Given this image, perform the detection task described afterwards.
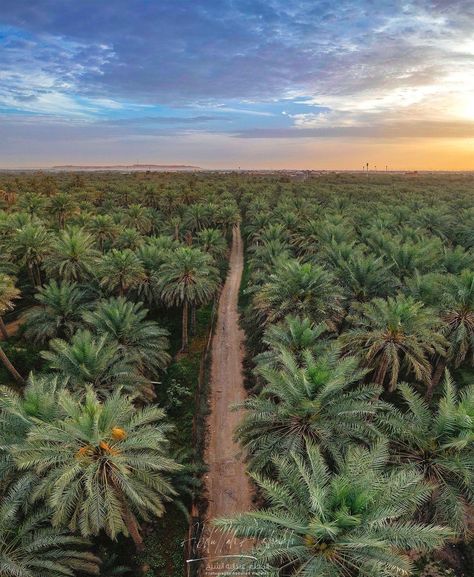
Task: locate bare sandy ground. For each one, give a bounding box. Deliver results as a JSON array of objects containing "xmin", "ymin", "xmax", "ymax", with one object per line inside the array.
[{"xmin": 200, "ymin": 226, "xmax": 253, "ymax": 574}]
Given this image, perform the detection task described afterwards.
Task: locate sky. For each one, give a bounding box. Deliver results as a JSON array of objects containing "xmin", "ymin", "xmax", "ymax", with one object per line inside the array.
[{"xmin": 1, "ymin": 1, "xmax": 474, "ymax": 170}]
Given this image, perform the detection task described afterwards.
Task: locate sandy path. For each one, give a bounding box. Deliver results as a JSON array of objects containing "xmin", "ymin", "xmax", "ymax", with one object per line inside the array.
[{"xmin": 200, "ymin": 226, "xmax": 252, "ymax": 574}]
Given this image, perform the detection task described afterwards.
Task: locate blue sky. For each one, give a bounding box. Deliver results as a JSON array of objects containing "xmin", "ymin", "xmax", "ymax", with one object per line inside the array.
[{"xmin": 1, "ymin": 1, "xmax": 474, "ymax": 168}]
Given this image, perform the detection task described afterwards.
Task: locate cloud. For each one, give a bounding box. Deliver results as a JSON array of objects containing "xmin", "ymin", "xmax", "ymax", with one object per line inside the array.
[
  {"xmin": 0, "ymin": 1, "xmax": 473, "ymax": 165},
  {"xmin": 100, "ymin": 115, "xmax": 223, "ymax": 126},
  {"xmin": 233, "ymin": 120, "xmax": 474, "ymax": 139},
  {"xmin": 1, "ymin": 1, "xmax": 472, "ymax": 106}
]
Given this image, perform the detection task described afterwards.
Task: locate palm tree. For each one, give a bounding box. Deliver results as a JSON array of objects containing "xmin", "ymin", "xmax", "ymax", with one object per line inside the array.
[
  {"xmin": 319, "ymin": 239, "xmax": 359, "ymax": 271},
  {"xmin": 0, "ymin": 373, "xmax": 63, "ymax": 434},
  {"xmin": 254, "ymin": 316, "xmax": 328, "ymax": 372},
  {"xmin": 253, "ymin": 259, "xmax": 343, "ymax": 330},
  {"xmin": 83, "ymin": 297, "xmax": 170, "ymax": 377},
  {"xmin": 9, "ymin": 223, "xmax": 52, "ymax": 286},
  {"xmin": 413, "ymin": 206, "xmax": 451, "ymax": 237},
  {"xmin": 236, "ymin": 346, "xmax": 385, "ymax": 471},
  {"xmin": 0, "ymin": 274, "xmax": 23, "ymax": 384},
  {"xmin": 41, "ymin": 329, "xmax": 140, "ymax": 397},
  {"xmin": 431, "ymin": 270, "xmax": 474, "ymax": 389},
  {"xmin": 216, "ymin": 203, "xmax": 240, "ymax": 237},
  {"xmin": 243, "ymin": 211, "xmax": 272, "ymax": 242},
  {"xmin": 17, "ymin": 192, "xmax": 45, "ymax": 218},
  {"xmin": 49, "ymin": 192, "xmax": 77, "ymax": 229},
  {"xmin": 0, "ymin": 251, "xmax": 16, "ymax": 276},
  {"xmin": 134, "ymin": 243, "xmax": 168, "ymax": 304},
  {"xmin": 21, "ymin": 280, "xmax": 88, "ymax": 344},
  {"xmin": 216, "ymin": 442, "xmax": 450, "ymax": 576},
  {"xmin": 0, "ymin": 212, "xmax": 31, "ymax": 239},
  {"xmin": 337, "ymin": 253, "xmax": 395, "ymax": 302},
  {"xmin": 404, "ymin": 271, "xmax": 445, "ymax": 308},
  {"xmin": 87, "ymin": 214, "xmax": 118, "ymax": 252},
  {"xmin": 196, "ymin": 228, "xmax": 227, "ymax": 261},
  {"xmin": 0, "ymin": 486, "xmax": 99, "ymax": 577},
  {"xmin": 114, "ymin": 228, "xmax": 144, "ymax": 251},
  {"xmin": 14, "ymin": 388, "xmax": 180, "ymax": 550},
  {"xmin": 0, "ymin": 373, "xmax": 65, "ymax": 485},
  {"xmin": 157, "ymin": 247, "xmax": 219, "ymax": 351},
  {"xmin": 0, "ymin": 273, "xmax": 20, "ymax": 340},
  {"xmin": 386, "ymin": 376, "xmax": 473, "ymax": 536},
  {"xmin": 251, "ymin": 223, "xmax": 291, "ymax": 245},
  {"xmin": 317, "ymin": 220, "xmax": 355, "ymax": 246},
  {"xmin": 442, "ymin": 245, "xmax": 474, "ymax": 274},
  {"xmin": 291, "ymin": 217, "xmax": 321, "ymax": 256},
  {"xmin": 247, "ymin": 238, "xmax": 291, "ymax": 285},
  {"xmin": 44, "ymin": 226, "xmax": 100, "ymax": 282},
  {"xmin": 167, "ymin": 215, "xmax": 183, "ymax": 241},
  {"xmin": 146, "ymin": 235, "xmax": 180, "ymax": 252},
  {"xmin": 342, "ymin": 295, "xmax": 446, "ymax": 392},
  {"xmin": 123, "ymin": 204, "xmax": 152, "ymax": 234},
  {"xmin": 168, "ymin": 447, "xmax": 204, "ymax": 521},
  {"xmin": 99, "ymin": 249, "xmax": 146, "ymax": 297},
  {"xmin": 387, "ymin": 239, "xmax": 440, "ymax": 280},
  {"xmin": 184, "ymin": 203, "xmax": 210, "ymax": 233}
]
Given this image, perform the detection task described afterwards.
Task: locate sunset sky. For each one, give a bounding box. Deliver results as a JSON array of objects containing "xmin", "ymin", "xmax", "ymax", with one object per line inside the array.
[{"xmin": 1, "ymin": 1, "xmax": 474, "ymax": 169}]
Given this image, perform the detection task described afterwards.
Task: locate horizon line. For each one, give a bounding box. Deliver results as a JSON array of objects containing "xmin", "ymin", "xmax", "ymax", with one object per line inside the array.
[{"xmin": 1, "ymin": 165, "xmax": 474, "ymax": 173}]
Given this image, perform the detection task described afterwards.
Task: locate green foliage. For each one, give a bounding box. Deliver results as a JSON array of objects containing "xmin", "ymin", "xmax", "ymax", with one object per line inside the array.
[
  {"xmin": 83, "ymin": 297, "xmax": 171, "ymax": 377},
  {"xmin": 157, "ymin": 246, "xmax": 219, "ymax": 308},
  {"xmin": 0, "ymin": 485, "xmax": 100, "ymax": 577},
  {"xmin": 44, "ymin": 226, "xmax": 100, "ymax": 282},
  {"xmin": 40, "ymin": 329, "xmax": 144, "ymax": 397},
  {"xmin": 13, "ymin": 388, "xmax": 180, "ymax": 545},
  {"xmin": 99, "ymin": 249, "xmax": 146, "ymax": 296},
  {"xmin": 439, "ymin": 270, "xmax": 474, "ymax": 367},
  {"xmin": 216, "ymin": 442, "xmax": 451, "ymax": 577},
  {"xmin": 342, "ymin": 295, "xmax": 446, "ymax": 391},
  {"xmin": 384, "ymin": 373, "xmax": 474, "ymax": 535},
  {"xmin": 22, "ymin": 280, "xmax": 89, "ymax": 344},
  {"xmin": 236, "ymin": 345, "xmax": 386, "ymax": 471},
  {"xmin": 0, "ymin": 171, "xmax": 473, "ymax": 576},
  {"xmin": 253, "ymin": 259, "xmax": 343, "ymax": 329}
]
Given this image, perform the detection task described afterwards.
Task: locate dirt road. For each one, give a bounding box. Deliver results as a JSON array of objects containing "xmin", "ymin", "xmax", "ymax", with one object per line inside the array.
[{"xmin": 200, "ymin": 226, "xmax": 252, "ymax": 573}]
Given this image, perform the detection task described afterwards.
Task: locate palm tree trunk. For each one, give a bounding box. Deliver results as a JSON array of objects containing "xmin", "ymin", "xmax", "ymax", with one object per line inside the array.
[
  {"xmin": 33, "ymin": 263, "xmax": 42, "ymax": 287},
  {"xmin": 123, "ymin": 504, "xmax": 144, "ymax": 552},
  {"xmin": 111, "ymin": 480, "xmax": 144, "ymax": 551},
  {"xmin": 190, "ymin": 305, "xmax": 197, "ymax": 336},
  {"xmin": 427, "ymin": 358, "xmax": 446, "ymax": 401},
  {"xmin": 0, "ymin": 343, "xmax": 25, "ymax": 384},
  {"xmin": 374, "ymin": 356, "xmax": 389, "ymax": 390},
  {"xmin": 27, "ymin": 263, "xmax": 35, "ymax": 286},
  {"xmin": 0, "ymin": 317, "xmax": 8, "ymax": 340},
  {"xmin": 181, "ymin": 301, "xmax": 189, "ymax": 352}
]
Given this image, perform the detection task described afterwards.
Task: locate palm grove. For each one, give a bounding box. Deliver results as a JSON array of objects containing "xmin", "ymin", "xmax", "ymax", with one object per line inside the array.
[
  {"xmin": 0, "ymin": 171, "xmax": 472, "ymax": 577},
  {"xmin": 223, "ymin": 173, "xmax": 473, "ymax": 577},
  {"xmin": 0, "ymin": 171, "xmax": 237, "ymax": 576}
]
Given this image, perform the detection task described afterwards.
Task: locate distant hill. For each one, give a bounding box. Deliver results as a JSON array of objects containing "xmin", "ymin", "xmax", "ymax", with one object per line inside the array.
[{"xmin": 51, "ymin": 164, "xmax": 201, "ymax": 171}]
